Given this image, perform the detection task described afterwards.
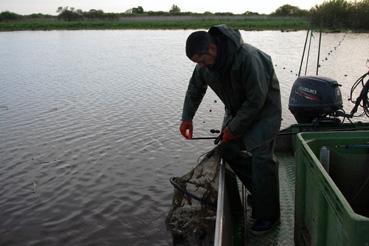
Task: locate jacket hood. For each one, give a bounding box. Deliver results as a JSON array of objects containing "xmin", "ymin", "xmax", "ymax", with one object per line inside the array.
[{"xmin": 208, "ymin": 25, "xmax": 244, "ymax": 50}]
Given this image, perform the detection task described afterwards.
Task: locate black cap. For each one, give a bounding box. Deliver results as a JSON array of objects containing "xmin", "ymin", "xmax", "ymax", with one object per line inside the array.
[{"xmin": 185, "ymin": 31, "xmax": 213, "ymax": 59}]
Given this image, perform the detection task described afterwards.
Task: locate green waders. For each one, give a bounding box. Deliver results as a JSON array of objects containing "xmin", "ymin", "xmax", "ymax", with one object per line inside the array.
[{"xmin": 221, "ymin": 139, "xmax": 280, "ymax": 220}]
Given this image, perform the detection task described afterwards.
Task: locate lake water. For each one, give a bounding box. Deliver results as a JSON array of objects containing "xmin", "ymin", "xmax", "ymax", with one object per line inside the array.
[{"xmin": 0, "ymin": 30, "xmax": 368, "ymax": 246}]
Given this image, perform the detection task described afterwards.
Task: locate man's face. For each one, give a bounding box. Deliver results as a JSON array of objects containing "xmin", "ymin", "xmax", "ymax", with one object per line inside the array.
[{"xmin": 190, "ymin": 43, "xmax": 217, "ymax": 67}]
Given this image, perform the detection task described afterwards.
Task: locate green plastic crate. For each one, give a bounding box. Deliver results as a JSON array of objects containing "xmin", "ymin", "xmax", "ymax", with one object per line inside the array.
[{"xmin": 295, "ymin": 131, "xmax": 369, "ymax": 246}]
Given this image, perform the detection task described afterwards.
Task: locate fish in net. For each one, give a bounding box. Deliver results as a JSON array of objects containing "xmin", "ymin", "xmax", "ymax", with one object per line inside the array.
[{"xmin": 166, "ymin": 146, "xmax": 221, "ymax": 246}]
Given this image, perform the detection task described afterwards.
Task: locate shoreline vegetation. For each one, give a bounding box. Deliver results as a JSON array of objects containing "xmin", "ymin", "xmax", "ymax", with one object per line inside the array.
[
  {"xmin": 0, "ymin": 0, "xmax": 368, "ymax": 32},
  {"xmin": 0, "ymin": 16, "xmax": 311, "ymax": 32}
]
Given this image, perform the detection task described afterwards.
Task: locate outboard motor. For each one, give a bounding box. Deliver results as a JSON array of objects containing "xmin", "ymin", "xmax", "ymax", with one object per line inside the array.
[{"xmin": 289, "ymin": 76, "xmax": 343, "ymax": 123}]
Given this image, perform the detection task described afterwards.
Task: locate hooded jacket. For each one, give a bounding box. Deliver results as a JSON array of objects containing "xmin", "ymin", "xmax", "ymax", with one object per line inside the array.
[{"xmin": 182, "ymin": 25, "xmax": 282, "ymax": 150}]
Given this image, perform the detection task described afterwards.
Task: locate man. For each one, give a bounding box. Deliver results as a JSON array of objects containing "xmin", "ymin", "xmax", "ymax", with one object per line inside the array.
[{"xmin": 179, "ymin": 25, "xmax": 282, "ymax": 235}]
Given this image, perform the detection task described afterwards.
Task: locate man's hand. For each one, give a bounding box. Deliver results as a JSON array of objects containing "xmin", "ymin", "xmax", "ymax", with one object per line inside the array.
[
  {"xmin": 180, "ymin": 120, "xmax": 193, "ymax": 139},
  {"xmin": 222, "ymin": 127, "xmax": 239, "ymax": 142}
]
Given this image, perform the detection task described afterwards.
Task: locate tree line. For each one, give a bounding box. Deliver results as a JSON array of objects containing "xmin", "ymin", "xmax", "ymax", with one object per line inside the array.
[
  {"xmin": 0, "ymin": 0, "xmax": 368, "ymax": 30},
  {"xmin": 310, "ymin": 0, "xmax": 369, "ymax": 30},
  {"xmin": 0, "ymin": 4, "xmax": 190, "ymax": 22}
]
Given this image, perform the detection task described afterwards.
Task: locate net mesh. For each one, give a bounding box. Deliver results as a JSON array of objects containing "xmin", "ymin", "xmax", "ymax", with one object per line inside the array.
[{"xmin": 166, "ymin": 146, "xmax": 221, "ymax": 245}]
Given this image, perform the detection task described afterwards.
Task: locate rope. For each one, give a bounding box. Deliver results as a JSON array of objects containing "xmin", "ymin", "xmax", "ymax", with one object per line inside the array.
[
  {"xmin": 348, "ymin": 71, "xmax": 369, "ymax": 117},
  {"xmin": 318, "ymin": 33, "xmax": 347, "ymax": 68},
  {"xmin": 277, "ymin": 31, "xmax": 347, "ymax": 78}
]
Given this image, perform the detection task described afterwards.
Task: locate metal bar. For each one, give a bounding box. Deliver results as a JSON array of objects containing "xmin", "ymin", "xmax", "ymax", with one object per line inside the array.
[
  {"xmin": 214, "ymin": 159, "xmax": 226, "ymax": 246},
  {"xmin": 298, "ymin": 29, "xmax": 310, "ymax": 77},
  {"xmin": 190, "ymin": 137, "xmax": 218, "ymax": 140},
  {"xmin": 304, "ymin": 31, "xmax": 313, "ymax": 75},
  {"xmin": 316, "ymin": 31, "xmax": 322, "ymax": 75}
]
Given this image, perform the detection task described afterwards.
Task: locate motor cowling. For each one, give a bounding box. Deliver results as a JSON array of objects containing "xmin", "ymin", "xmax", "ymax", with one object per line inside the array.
[{"xmin": 288, "ymin": 76, "xmax": 343, "ymax": 123}]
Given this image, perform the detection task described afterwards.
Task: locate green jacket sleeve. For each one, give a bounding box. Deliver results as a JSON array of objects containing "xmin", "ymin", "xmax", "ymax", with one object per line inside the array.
[
  {"xmin": 181, "ymin": 66, "xmax": 208, "ymax": 121},
  {"xmin": 228, "ymin": 53, "xmax": 271, "ymax": 136}
]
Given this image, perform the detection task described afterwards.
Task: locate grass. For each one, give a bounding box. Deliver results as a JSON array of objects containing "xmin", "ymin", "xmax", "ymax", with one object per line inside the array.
[{"xmin": 0, "ymin": 16, "xmax": 311, "ymax": 31}]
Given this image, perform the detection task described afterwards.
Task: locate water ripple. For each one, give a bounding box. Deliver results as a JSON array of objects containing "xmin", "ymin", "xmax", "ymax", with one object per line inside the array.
[{"xmin": 0, "ymin": 30, "xmax": 368, "ymax": 246}]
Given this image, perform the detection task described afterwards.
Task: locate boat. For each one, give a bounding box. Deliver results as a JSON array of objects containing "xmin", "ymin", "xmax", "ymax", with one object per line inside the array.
[
  {"xmin": 214, "ymin": 71, "xmax": 369, "ymax": 245},
  {"xmin": 215, "ymin": 123, "xmax": 369, "ymax": 245}
]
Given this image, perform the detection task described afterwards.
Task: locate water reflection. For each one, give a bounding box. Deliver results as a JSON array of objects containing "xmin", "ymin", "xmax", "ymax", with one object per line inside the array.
[{"xmin": 0, "ymin": 30, "xmax": 368, "ymax": 245}]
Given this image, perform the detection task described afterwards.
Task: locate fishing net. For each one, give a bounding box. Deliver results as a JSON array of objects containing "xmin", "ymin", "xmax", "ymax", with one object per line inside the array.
[{"xmin": 166, "ymin": 146, "xmax": 221, "ymax": 246}]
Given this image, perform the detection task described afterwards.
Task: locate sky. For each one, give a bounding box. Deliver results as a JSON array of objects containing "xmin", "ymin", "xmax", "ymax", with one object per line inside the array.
[{"xmin": 0, "ymin": 0, "xmax": 327, "ymax": 15}]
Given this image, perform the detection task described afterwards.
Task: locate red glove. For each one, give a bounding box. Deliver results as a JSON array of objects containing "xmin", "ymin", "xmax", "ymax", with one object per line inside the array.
[
  {"xmin": 222, "ymin": 127, "xmax": 239, "ymax": 142},
  {"xmin": 180, "ymin": 120, "xmax": 193, "ymax": 139}
]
